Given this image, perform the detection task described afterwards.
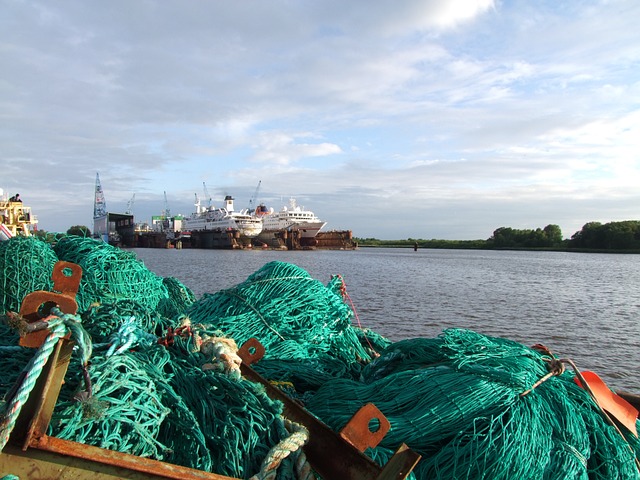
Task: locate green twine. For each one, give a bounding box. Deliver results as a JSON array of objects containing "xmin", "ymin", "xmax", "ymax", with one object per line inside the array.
[
  {"xmin": 53, "ymin": 236, "xmax": 170, "ymax": 313},
  {"xmin": 2, "ymin": 236, "xmax": 639, "ymax": 479},
  {"xmin": 186, "ymin": 261, "xmax": 376, "ymax": 367},
  {"xmin": 0, "ymin": 236, "xmax": 57, "ymax": 313},
  {"xmin": 305, "ymin": 329, "xmax": 640, "ymax": 480}
]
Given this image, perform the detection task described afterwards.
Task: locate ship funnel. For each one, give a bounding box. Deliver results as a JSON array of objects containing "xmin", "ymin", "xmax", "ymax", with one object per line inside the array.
[{"xmin": 224, "ymin": 195, "xmax": 234, "ymax": 212}]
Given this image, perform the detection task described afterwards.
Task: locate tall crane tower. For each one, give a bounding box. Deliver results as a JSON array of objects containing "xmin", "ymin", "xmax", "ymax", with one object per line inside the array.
[
  {"xmin": 202, "ymin": 182, "xmax": 212, "ymax": 208},
  {"xmin": 163, "ymin": 191, "xmax": 171, "ymax": 218},
  {"xmin": 248, "ymin": 180, "xmax": 261, "ymax": 213},
  {"xmin": 93, "ymin": 172, "xmax": 107, "ymax": 218},
  {"xmin": 125, "ymin": 194, "xmax": 136, "ymax": 215}
]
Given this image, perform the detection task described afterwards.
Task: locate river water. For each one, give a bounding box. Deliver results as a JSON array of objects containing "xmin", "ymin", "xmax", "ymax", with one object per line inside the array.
[{"xmin": 130, "ymin": 247, "xmax": 640, "ymax": 393}]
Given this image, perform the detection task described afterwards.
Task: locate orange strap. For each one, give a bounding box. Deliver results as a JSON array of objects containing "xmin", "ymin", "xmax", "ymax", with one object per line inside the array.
[{"xmin": 575, "ymin": 371, "xmax": 638, "ymax": 437}]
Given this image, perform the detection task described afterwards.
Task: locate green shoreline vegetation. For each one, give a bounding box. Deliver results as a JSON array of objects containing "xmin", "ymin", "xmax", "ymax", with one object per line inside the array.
[{"xmin": 355, "ymin": 220, "xmax": 640, "ymax": 253}]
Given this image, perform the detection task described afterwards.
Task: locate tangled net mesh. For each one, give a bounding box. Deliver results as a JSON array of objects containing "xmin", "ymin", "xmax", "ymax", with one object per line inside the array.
[
  {"xmin": 53, "ymin": 236, "xmax": 170, "ymax": 313},
  {"xmin": 0, "ymin": 235, "xmax": 639, "ymax": 479},
  {"xmin": 306, "ymin": 329, "xmax": 640, "ymax": 479},
  {"xmin": 0, "ymin": 236, "xmax": 57, "ymax": 313}
]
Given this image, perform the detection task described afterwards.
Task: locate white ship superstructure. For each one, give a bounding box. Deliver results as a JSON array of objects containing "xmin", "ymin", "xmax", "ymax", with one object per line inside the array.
[
  {"xmin": 262, "ymin": 198, "xmax": 326, "ymax": 238},
  {"xmin": 183, "ymin": 195, "xmax": 262, "ymax": 238}
]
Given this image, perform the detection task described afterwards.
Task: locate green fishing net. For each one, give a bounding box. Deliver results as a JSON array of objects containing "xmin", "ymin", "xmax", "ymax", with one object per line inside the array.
[
  {"xmin": 50, "ymin": 339, "xmax": 292, "ymax": 479},
  {"xmin": 305, "ymin": 329, "xmax": 640, "ymax": 479},
  {"xmin": 158, "ymin": 276, "xmax": 197, "ymax": 319},
  {"xmin": 53, "ymin": 236, "xmax": 170, "ymax": 313},
  {"xmin": 0, "ymin": 236, "xmax": 57, "ymax": 313},
  {"xmin": 0, "ymin": 237, "xmax": 303, "ymax": 479},
  {"xmin": 1, "ymin": 235, "xmax": 639, "ymax": 480},
  {"xmin": 0, "ymin": 319, "xmax": 34, "ymax": 406},
  {"xmin": 161, "ymin": 343, "xmax": 290, "ymax": 477},
  {"xmin": 186, "ymin": 261, "xmax": 375, "ymax": 365},
  {"xmin": 51, "ymin": 346, "xmax": 173, "ymax": 460},
  {"xmin": 80, "ymin": 298, "xmax": 172, "ymax": 343}
]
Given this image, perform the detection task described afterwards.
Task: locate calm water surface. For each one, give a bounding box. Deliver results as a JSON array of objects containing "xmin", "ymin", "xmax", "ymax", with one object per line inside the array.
[{"xmin": 131, "ymin": 247, "xmax": 640, "ymax": 393}]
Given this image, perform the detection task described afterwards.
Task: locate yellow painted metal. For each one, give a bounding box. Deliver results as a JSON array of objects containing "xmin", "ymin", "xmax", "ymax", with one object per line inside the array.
[{"xmin": 0, "ymin": 198, "xmax": 38, "ymax": 237}]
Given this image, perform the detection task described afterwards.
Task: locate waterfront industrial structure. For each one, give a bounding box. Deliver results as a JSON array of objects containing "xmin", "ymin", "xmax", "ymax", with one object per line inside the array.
[
  {"xmin": 92, "ymin": 173, "xmax": 135, "ymax": 246},
  {"xmin": 92, "ymin": 174, "xmax": 356, "ymax": 250}
]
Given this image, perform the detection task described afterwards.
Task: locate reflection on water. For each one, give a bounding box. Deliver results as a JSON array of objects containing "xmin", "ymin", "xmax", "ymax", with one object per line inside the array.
[{"xmin": 131, "ymin": 247, "xmax": 640, "ymax": 392}]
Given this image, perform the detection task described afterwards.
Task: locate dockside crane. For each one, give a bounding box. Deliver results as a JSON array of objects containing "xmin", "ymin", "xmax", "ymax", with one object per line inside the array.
[
  {"xmin": 163, "ymin": 191, "xmax": 171, "ymax": 218},
  {"xmin": 202, "ymin": 182, "xmax": 212, "ymax": 208},
  {"xmin": 93, "ymin": 172, "xmax": 107, "ymax": 219},
  {"xmin": 125, "ymin": 194, "xmax": 136, "ymax": 215},
  {"xmin": 248, "ymin": 180, "xmax": 262, "ymax": 213}
]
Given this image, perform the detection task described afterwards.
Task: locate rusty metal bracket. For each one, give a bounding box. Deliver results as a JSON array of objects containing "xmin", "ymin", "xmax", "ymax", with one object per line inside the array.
[
  {"xmin": 50, "ymin": 261, "xmax": 83, "ymax": 295},
  {"xmin": 9, "ymin": 262, "xmax": 83, "ymax": 447},
  {"xmin": 5, "ymin": 269, "xmax": 420, "ymax": 480},
  {"xmin": 18, "ymin": 261, "xmax": 82, "ymax": 348},
  {"xmin": 340, "ymin": 402, "xmax": 391, "ymax": 452},
  {"xmin": 238, "ymin": 338, "xmax": 421, "ymax": 480},
  {"xmin": 237, "ymin": 336, "xmax": 265, "ymax": 365},
  {"xmin": 7, "ymin": 261, "xmax": 246, "ymax": 479}
]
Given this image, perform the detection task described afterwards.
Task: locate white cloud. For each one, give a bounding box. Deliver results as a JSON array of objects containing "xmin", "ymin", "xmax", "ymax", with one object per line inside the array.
[
  {"xmin": 2, "ymin": 0, "xmax": 640, "ymax": 240},
  {"xmin": 250, "ymin": 132, "xmax": 342, "ymax": 165},
  {"xmin": 320, "ymin": 0, "xmax": 496, "ymax": 36}
]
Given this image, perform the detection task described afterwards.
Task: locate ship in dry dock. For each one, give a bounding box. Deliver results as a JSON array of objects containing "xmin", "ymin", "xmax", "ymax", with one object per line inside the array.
[
  {"xmin": 128, "ymin": 186, "xmax": 355, "ymax": 250},
  {"xmin": 255, "ymin": 197, "xmax": 327, "ymax": 249},
  {"xmin": 182, "ymin": 194, "xmax": 263, "ymax": 249}
]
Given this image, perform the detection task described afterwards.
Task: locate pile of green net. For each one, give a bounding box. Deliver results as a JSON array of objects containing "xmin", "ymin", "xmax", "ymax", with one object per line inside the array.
[
  {"xmin": 306, "ymin": 330, "xmax": 640, "ymax": 479},
  {"xmin": 53, "ymin": 236, "xmax": 172, "ymax": 313},
  {"xmin": 0, "ymin": 237, "xmax": 345, "ymax": 478},
  {"xmin": 50, "ymin": 340, "xmax": 289, "ymax": 477},
  {"xmin": 0, "ymin": 236, "xmax": 57, "ymax": 313},
  {"xmin": 185, "ymin": 261, "xmax": 382, "ymax": 401},
  {"xmin": 1, "ymin": 235, "xmax": 639, "ymax": 479}
]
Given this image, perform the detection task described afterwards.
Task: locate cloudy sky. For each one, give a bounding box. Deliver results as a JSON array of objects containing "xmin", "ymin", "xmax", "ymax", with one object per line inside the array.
[{"xmin": 2, "ymin": 0, "xmax": 639, "ymax": 240}]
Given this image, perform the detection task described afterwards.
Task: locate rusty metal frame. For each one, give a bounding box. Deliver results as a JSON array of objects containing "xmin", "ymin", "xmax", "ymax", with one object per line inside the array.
[
  {"xmin": 6, "ymin": 261, "xmax": 239, "ymax": 480},
  {"xmin": 11, "ymin": 336, "xmax": 236, "ymax": 480},
  {"xmin": 5, "ymin": 262, "xmax": 420, "ymax": 479},
  {"xmin": 238, "ymin": 338, "xmax": 421, "ymax": 480}
]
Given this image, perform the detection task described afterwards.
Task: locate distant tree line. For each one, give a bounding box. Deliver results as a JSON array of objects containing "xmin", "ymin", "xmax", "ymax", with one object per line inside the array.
[
  {"xmin": 33, "ymin": 225, "xmax": 91, "ymax": 244},
  {"xmin": 568, "ymin": 221, "xmax": 640, "ymax": 250},
  {"xmin": 355, "ymin": 220, "xmax": 640, "ymax": 252},
  {"xmin": 487, "ymin": 224, "xmax": 563, "ymax": 249},
  {"xmin": 355, "ymin": 237, "xmax": 488, "ymax": 249}
]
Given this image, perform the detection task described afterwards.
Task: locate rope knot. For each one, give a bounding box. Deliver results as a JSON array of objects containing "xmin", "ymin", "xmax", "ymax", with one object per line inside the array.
[
  {"xmin": 201, "ymin": 337, "xmax": 243, "ymax": 376},
  {"xmin": 158, "ymin": 324, "xmax": 192, "ymax": 347},
  {"xmin": 520, "ymin": 355, "xmax": 566, "ymax": 397},
  {"xmin": 544, "ymin": 357, "xmax": 566, "ymax": 376}
]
